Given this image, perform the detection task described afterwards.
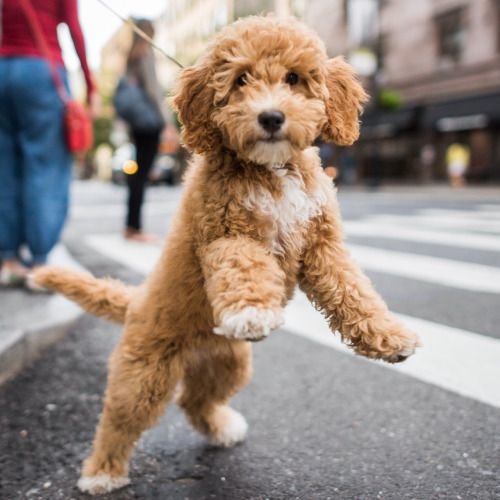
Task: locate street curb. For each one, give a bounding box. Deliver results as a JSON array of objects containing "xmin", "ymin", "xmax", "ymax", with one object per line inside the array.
[{"xmin": 0, "ymin": 246, "xmax": 84, "ymax": 386}]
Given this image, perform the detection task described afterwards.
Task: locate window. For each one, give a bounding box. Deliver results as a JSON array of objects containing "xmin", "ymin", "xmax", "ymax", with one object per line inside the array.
[{"xmin": 436, "ymin": 9, "xmax": 466, "ymax": 68}]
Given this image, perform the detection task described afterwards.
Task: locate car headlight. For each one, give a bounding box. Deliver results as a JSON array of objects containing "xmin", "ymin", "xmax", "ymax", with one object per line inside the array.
[{"xmin": 123, "ymin": 160, "xmax": 138, "ymax": 175}]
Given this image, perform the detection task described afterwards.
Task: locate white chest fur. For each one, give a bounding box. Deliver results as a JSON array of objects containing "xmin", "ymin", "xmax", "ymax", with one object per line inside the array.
[{"xmin": 243, "ymin": 171, "xmax": 331, "ymax": 254}]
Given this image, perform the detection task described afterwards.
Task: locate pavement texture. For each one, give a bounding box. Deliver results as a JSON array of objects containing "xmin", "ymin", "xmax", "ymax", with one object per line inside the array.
[
  {"xmin": 1, "ymin": 314, "xmax": 499, "ymax": 499},
  {"xmin": 0, "ymin": 246, "xmax": 83, "ymax": 385}
]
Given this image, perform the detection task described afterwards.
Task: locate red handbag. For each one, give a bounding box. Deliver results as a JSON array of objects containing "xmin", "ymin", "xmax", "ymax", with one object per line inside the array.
[
  {"xmin": 19, "ymin": 0, "xmax": 94, "ymax": 154},
  {"xmin": 64, "ymin": 100, "xmax": 94, "ymax": 154}
]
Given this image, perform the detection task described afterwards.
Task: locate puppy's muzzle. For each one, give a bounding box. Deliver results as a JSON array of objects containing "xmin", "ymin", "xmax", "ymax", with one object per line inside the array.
[{"xmin": 258, "ymin": 110, "xmax": 285, "ymax": 133}]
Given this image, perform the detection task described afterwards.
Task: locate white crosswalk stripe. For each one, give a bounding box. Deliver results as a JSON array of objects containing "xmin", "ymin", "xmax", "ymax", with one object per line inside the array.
[
  {"xmin": 83, "ymin": 202, "xmax": 500, "ymax": 409},
  {"xmin": 71, "ymin": 201, "xmax": 180, "ymax": 219},
  {"xmin": 419, "ymin": 208, "xmax": 500, "ymax": 220},
  {"xmin": 345, "ymin": 221, "xmax": 500, "ymax": 251},
  {"xmin": 349, "ymin": 244, "xmax": 500, "ymax": 293},
  {"xmin": 284, "ymin": 292, "xmax": 500, "ymax": 409},
  {"xmin": 85, "ymin": 234, "xmax": 160, "ymax": 275},
  {"xmin": 478, "ymin": 204, "xmax": 500, "ymax": 213},
  {"xmin": 366, "ymin": 214, "xmax": 500, "ymax": 233}
]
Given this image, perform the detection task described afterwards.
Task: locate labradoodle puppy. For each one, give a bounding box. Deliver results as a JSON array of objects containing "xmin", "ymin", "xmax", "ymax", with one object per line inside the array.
[{"xmin": 34, "ymin": 16, "xmax": 420, "ymax": 495}]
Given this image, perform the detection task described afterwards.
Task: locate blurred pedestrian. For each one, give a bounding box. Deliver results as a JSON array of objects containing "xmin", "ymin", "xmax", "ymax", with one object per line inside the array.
[
  {"xmin": 0, "ymin": 0, "xmax": 96, "ymax": 288},
  {"xmin": 339, "ymin": 147, "xmax": 357, "ymax": 185},
  {"xmin": 120, "ymin": 19, "xmax": 174, "ymax": 242},
  {"xmin": 419, "ymin": 143, "xmax": 436, "ymax": 183},
  {"xmin": 366, "ymin": 143, "xmax": 382, "ymax": 189},
  {"xmin": 315, "ymin": 138, "xmax": 337, "ymax": 180},
  {"xmin": 446, "ymin": 141, "xmax": 470, "ymax": 188}
]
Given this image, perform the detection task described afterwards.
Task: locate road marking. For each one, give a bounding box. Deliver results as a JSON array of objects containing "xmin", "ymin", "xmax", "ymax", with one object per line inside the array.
[
  {"xmin": 284, "ymin": 291, "xmax": 500, "ymax": 409},
  {"xmin": 87, "ymin": 234, "xmax": 500, "ymax": 295},
  {"xmin": 84, "ymin": 234, "xmax": 162, "ymax": 275},
  {"xmin": 345, "ymin": 221, "xmax": 500, "ymax": 252},
  {"xmin": 478, "ymin": 204, "xmax": 500, "ymax": 213},
  {"xmin": 419, "ymin": 208, "xmax": 500, "ymax": 220},
  {"xmin": 367, "ymin": 214, "xmax": 500, "ymax": 234},
  {"xmin": 70, "ymin": 201, "xmax": 181, "ymax": 219},
  {"xmin": 83, "ymin": 233, "xmax": 500, "ymax": 408},
  {"xmin": 349, "ymin": 244, "xmax": 500, "ymax": 293}
]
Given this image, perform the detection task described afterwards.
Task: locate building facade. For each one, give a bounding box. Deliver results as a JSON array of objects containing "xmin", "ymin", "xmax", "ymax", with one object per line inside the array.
[
  {"xmin": 99, "ymin": 0, "xmax": 500, "ymax": 182},
  {"xmin": 155, "ymin": 0, "xmax": 305, "ymax": 89},
  {"xmin": 99, "ymin": 0, "xmax": 305, "ymax": 120},
  {"xmin": 363, "ymin": 0, "xmax": 500, "ymax": 182},
  {"xmin": 303, "ymin": 0, "xmax": 500, "ymax": 183}
]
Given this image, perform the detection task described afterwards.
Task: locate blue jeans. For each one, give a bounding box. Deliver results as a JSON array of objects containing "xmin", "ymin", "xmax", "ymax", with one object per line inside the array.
[{"xmin": 0, "ymin": 57, "xmax": 72, "ymax": 265}]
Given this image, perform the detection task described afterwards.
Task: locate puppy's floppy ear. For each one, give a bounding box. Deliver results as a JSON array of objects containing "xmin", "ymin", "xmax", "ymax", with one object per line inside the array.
[
  {"xmin": 322, "ymin": 56, "xmax": 368, "ymax": 146},
  {"xmin": 172, "ymin": 62, "xmax": 219, "ymax": 153}
]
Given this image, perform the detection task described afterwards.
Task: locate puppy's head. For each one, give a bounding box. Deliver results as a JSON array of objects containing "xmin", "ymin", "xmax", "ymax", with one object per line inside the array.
[{"xmin": 173, "ymin": 16, "xmax": 368, "ymax": 165}]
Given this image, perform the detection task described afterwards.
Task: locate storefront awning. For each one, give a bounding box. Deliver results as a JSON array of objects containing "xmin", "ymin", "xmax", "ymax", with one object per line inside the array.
[
  {"xmin": 422, "ymin": 92, "xmax": 500, "ymax": 131},
  {"xmin": 360, "ymin": 107, "xmax": 418, "ymax": 139}
]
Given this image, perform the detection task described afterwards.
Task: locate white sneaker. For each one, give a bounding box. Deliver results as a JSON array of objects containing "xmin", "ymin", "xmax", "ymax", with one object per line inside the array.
[{"xmin": 0, "ymin": 266, "xmax": 27, "ymax": 287}]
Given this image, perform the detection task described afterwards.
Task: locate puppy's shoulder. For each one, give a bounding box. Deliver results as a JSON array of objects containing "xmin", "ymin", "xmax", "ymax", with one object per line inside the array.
[{"xmin": 298, "ymin": 147, "xmax": 337, "ymax": 206}]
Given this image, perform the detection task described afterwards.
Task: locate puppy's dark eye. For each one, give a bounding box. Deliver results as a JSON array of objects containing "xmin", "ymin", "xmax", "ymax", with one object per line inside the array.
[
  {"xmin": 236, "ymin": 73, "xmax": 247, "ymax": 87},
  {"xmin": 286, "ymin": 72, "xmax": 299, "ymax": 85}
]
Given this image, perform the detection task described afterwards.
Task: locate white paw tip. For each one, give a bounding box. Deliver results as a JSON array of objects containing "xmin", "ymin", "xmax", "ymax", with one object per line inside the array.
[
  {"xmin": 77, "ymin": 474, "xmax": 130, "ymax": 495},
  {"xmin": 209, "ymin": 408, "xmax": 248, "ymax": 448},
  {"xmin": 214, "ymin": 307, "xmax": 284, "ymax": 340},
  {"xmin": 387, "ymin": 334, "xmax": 421, "ymax": 363}
]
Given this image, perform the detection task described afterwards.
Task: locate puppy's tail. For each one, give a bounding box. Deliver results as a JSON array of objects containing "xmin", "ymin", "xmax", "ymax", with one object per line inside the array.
[{"xmin": 32, "ymin": 266, "xmax": 133, "ymax": 324}]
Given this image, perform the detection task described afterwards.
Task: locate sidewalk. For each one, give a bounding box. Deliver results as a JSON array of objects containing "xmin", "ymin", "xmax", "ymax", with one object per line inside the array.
[{"xmin": 0, "ymin": 246, "xmax": 83, "ymax": 385}]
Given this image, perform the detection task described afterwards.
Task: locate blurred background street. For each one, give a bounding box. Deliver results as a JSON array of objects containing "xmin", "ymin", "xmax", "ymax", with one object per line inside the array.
[
  {"xmin": 2, "ymin": 0, "xmax": 500, "ymax": 498},
  {"xmin": 67, "ymin": 0, "xmax": 500, "ymax": 187}
]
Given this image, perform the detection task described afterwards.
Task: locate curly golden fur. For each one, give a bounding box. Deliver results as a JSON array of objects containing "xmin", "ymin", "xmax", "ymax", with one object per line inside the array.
[{"xmin": 34, "ymin": 16, "xmax": 419, "ymax": 495}]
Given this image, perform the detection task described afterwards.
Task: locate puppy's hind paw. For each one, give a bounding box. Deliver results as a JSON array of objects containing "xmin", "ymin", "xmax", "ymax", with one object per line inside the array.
[
  {"xmin": 208, "ymin": 407, "xmax": 248, "ymax": 447},
  {"xmin": 77, "ymin": 474, "xmax": 130, "ymax": 495},
  {"xmin": 214, "ymin": 306, "xmax": 284, "ymax": 341}
]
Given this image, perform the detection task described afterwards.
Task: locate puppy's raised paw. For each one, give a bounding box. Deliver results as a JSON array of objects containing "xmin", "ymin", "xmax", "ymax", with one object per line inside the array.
[
  {"xmin": 214, "ymin": 306, "xmax": 284, "ymax": 341},
  {"xmin": 383, "ymin": 330, "xmax": 421, "ymax": 363},
  {"xmin": 352, "ymin": 317, "xmax": 421, "ymax": 364},
  {"xmin": 373, "ymin": 327, "xmax": 421, "ymax": 364}
]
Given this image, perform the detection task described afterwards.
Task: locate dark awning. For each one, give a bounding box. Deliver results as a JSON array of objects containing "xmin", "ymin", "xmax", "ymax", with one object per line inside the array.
[
  {"xmin": 360, "ymin": 107, "xmax": 418, "ymax": 139},
  {"xmin": 422, "ymin": 92, "xmax": 500, "ymax": 131}
]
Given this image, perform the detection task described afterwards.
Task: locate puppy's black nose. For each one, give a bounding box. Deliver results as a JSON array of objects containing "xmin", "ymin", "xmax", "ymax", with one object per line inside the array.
[{"xmin": 258, "ymin": 110, "xmax": 285, "ymax": 133}]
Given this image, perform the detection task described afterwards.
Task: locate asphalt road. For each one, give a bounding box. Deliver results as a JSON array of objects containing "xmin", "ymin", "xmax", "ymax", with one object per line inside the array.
[{"xmin": 1, "ymin": 180, "xmax": 500, "ymax": 499}]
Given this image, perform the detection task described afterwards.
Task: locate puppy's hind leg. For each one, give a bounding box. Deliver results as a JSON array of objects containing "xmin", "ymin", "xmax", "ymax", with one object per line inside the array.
[
  {"xmin": 177, "ymin": 338, "xmax": 252, "ymax": 447},
  {"xmin": 78, "ymin": 337, "xmax": 182, "ymax": 496}
]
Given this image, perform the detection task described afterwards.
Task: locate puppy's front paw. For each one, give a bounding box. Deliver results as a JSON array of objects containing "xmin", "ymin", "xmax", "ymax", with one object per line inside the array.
[
  {"xmin": 382, "ymin": 328, "xmax": 421, "ymax": 363},
  {"xmin": 214, "ymin": 306, "xmax": 284, "ymax": 341},
  {"xmin": 353, "ymin": 318, "xmax": 421, "ymax": 363}
]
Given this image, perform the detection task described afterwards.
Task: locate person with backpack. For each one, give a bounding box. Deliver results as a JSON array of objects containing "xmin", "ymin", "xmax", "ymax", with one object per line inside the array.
[{"xmin": 116, "ymin": 19, "xmax": 174, "ymax": 242}]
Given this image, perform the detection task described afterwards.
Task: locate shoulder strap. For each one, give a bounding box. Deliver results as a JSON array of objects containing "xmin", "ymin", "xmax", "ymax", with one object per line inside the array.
[{"xmin": 18, "ymin": 0, "xmax": 68, "ymax": 102}]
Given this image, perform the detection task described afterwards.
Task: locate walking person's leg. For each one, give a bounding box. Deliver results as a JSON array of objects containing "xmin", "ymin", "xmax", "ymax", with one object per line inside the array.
[
  {"xmin": 0, "ymin": 59, "xmax": 29, "ymax": 286},
  {"xmin": 125, "ymin": 130, "xmax": 161, "ymax": 241},
  {"xmin": 15, "ymin": 59, "xmax": 72, "ymax": 267}
]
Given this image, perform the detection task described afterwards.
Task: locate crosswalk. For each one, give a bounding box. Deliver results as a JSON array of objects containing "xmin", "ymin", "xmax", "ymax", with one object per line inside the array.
[{"xmin": 83, "ymin": 202, "xmax": 500, "ymax": 409}]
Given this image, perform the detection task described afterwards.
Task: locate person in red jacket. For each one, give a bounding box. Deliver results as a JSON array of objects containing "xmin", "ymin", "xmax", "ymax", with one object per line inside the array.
[{"xmin": 0, "ymin": 0, "xmax": 96, "ymax": 289}]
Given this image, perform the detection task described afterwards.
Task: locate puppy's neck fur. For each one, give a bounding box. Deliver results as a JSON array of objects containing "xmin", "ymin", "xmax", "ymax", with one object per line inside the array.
[{"xmin": 205, "ymin": 147, "xmax": 320, "ymax": 191}]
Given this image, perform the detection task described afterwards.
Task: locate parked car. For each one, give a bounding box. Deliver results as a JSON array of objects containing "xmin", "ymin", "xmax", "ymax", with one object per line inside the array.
[{"xmin": 111, "ymin": 142, "xmax": 181, "ymax": 186}]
